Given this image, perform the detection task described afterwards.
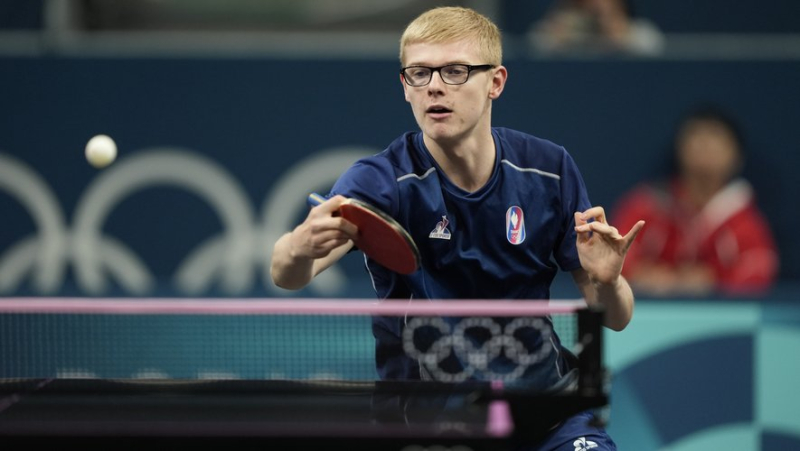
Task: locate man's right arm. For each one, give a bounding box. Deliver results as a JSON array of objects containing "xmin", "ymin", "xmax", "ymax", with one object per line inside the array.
[{"xmin": 269, "ymin": 195, "xmax": 357, "ymax": 290}]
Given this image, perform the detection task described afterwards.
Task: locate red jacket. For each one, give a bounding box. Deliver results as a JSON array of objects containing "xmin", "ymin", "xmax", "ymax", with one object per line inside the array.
[{"xmin": 612, "ymin": 178, "xmax": 779, "ymax": 295}]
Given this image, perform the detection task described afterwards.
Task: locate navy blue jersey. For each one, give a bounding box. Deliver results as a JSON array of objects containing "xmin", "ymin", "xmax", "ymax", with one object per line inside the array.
[{"xmin": 329, "ymin": 127, "xmax": 592, "ymax": 386}]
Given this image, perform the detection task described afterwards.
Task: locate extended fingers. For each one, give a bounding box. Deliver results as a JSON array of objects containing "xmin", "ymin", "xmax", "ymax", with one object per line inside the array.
[
  {"xmin": 329, "ymin": 217, "xmax": 359, "ymax": 239},
  {"xmin": 621, "ymin": 220, "xmax": 646, "ymax": 250},
  {"xmin": 311, "ymin": 194, "xmax": 347, "ymax": 215},
  {"xmin": 309, "ymin": 213, "xmax": 358, "ymax": 239},
  {"xmin": 576, "ymin": 206, "xmax": 608, "ymax": 225},
  {"xmin": 575, "ymin": 220, "xmax": 622, "ymax": 239},
  {"xmin": 309, "ymin": 229, "xmax": 351, "ymax": 252},
  {"xmin": 292, "ymin": 216, "xmax": 356, "ymax": 259},
  {"xmin": 307, "ymin": 196, "xmax": 357, "ymax": 235}
]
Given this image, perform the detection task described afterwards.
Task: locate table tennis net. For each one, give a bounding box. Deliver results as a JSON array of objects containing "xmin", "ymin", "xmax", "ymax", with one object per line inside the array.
[{"xmin": 0, "ymin": 298, "xmax": 599, "ymax": 386}]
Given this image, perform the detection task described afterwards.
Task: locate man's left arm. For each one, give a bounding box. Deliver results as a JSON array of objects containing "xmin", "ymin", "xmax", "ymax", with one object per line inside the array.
[
  {"xmin": 571, "ymin": 268, "xmax": 634, "ymax": 331},
  {"xmin": 571, "ymin": 207, "xmax": 645, "ymax": 331}
]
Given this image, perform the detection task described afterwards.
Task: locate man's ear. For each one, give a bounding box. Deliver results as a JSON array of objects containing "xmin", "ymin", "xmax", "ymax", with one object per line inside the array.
[
  {"xmin": 401, "ymin": 74, "xmax": 411, "ymax": 102},
  {"xmin": 489, "ymin": 65, "xmax": 508, "ymax": 100}
]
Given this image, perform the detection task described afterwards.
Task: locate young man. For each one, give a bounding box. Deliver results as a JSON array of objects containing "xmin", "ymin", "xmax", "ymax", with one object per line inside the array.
[{"xmin": 271, "ymin": 6, "xmax": 643, "ymax": 450}]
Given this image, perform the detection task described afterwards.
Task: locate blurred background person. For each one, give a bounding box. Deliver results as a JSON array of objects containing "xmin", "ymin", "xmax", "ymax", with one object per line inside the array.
[
  {"xmin": 611, "ymin": 105, "xmax": 779, "ymax": 298},
  {"xmin": 528, "ymin": 0, "xmax": 664, "ymax": 56}
]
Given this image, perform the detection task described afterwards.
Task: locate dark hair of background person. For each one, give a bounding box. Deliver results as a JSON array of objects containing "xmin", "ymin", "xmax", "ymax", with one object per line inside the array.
[{"xmin": 653, "ymin": 104, "xmax": 748, "ymax": 182}]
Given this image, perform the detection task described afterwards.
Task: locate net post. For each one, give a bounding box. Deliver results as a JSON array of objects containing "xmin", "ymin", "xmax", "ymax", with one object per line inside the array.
[{"xmin": 577, "ymin": 306, "xmax": 604, "ymax": 397}]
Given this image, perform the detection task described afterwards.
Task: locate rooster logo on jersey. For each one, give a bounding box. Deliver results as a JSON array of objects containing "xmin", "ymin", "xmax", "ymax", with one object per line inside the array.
[
  {"xmin": 506, "ymin": 206, "xmax": 526, "ymax": 245},
  {"xmin": 429, "ymin": 215, "xmax": 452, "ymax": 240}
]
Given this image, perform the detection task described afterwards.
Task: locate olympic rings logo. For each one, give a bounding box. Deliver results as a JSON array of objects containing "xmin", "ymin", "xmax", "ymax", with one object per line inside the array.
[
  {"xmin": 0, "ymin": 146, "xmax": 376, "ymax": 296},
  {"xmin": 402, "ymin": 316, "xmax": 553, "ymax": 382}
]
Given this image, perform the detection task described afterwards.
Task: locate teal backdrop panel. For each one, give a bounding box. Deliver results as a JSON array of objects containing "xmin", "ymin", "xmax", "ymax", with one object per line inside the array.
[{"xmin": 606, "ymin": 300, "xmax": 800, "ymax": 451}]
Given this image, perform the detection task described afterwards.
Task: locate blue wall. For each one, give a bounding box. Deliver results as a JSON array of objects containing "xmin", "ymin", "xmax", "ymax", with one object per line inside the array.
[{"xmin": 1, "ymin": 56, "xmax": 798, "ymax": 299}]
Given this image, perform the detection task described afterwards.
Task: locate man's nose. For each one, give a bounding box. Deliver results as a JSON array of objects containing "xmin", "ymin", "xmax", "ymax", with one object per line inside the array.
[{"xmin": 427, "ymin": 70, "xmax": 447, "ymax": 91}]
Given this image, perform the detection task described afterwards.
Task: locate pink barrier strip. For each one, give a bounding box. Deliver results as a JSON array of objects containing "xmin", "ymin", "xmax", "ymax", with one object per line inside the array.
[
  {"xmin": 0, "ymin": 298, "xmax": 586, "ymax": 316},
  {"xmin": 486, "ymin": 400, "xmax": 515, "ymax": 437}
]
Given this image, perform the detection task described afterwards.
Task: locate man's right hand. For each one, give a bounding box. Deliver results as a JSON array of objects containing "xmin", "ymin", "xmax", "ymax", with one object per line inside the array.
[
  {"xmin": 288, "ymin": 195, "xmax": 359, "ymax": 260},
  {"xmin": 270, "ymin": 195, "xmax": 358, "ymax": 290}
]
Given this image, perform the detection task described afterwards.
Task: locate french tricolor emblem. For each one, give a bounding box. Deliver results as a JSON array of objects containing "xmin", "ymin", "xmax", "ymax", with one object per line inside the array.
[{"xmin": 506, "ymin": 206, "xmax": 526, "ymax": 245}]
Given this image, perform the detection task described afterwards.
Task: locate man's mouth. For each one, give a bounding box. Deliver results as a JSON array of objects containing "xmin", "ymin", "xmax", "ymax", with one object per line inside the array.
[{"xmin": 427, "ymin": 106, "xmax": 452, "ymax": 116}]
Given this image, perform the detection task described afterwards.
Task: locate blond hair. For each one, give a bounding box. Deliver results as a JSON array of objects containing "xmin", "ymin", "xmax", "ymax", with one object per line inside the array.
[{"xmin": 399, "ymin": 7, "xmax": 502, "ymax": 66}]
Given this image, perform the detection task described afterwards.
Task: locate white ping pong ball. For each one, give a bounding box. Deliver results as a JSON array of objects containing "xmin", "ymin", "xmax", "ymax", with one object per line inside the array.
[{"xmin": 85, "ymin": 134, "xmax": 117, "ymax": 168}]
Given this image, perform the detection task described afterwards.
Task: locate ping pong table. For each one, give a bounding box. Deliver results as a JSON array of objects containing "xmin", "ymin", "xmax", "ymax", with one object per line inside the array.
[{"xmin": 0, "ymin": 377, "xmax": 607, "ymax": 450}]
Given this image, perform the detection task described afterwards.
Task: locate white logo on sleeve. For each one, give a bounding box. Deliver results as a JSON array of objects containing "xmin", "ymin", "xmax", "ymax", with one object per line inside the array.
[{"xmin": 574, "ymin": 437, "xmax": 599, "ymax": 450}]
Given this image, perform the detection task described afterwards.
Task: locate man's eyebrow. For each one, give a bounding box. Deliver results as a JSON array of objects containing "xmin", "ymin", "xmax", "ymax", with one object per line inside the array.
[{"xmin": 404, "ymin": 61, "xmax": 470, "ymax": 67}]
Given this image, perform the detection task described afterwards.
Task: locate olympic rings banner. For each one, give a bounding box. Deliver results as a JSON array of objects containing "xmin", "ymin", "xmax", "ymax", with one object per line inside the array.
[
  {"xmin": 0, "ymin": 146, "xmax": 379, "ymax": 298},
  {"xmin": 2, "ymin": 57, "xmax": 800, "ymax": 298},
  {"xmin": 0, "ymin": 58, "xmax": 415, "ymax": 299},
  {"xmin": 402, "ymin": 316, "xmax": 555, "ymax": 382}
]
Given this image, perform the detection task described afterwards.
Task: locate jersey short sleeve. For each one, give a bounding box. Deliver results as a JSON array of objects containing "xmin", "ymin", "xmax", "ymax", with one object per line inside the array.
[{"xmin": 553, "ymin": 149, "xmax": 592, "ymax": 272}]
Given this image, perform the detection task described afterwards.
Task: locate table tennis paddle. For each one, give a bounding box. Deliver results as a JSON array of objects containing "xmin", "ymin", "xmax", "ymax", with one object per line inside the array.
[{"xmin": 308, "ymin": 193, "xmax": 421, "ymax": 275}]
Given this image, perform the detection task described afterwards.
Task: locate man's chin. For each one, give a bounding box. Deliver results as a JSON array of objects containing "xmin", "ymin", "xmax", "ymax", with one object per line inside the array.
[{"xmin": 422, "ymin": 124, "xmax": 459, "ymax": 142}]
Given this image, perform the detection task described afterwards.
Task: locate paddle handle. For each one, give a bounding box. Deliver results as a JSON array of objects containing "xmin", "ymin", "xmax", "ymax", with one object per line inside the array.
[{"xmin": 307, "ymin": 192, "xmax": 327, "ymax": 207}]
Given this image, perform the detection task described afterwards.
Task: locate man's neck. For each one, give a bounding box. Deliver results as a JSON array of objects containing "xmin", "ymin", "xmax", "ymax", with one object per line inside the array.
[{"xmin": 424, "ymin": 129, "xmax": 496, "ymax": 193}]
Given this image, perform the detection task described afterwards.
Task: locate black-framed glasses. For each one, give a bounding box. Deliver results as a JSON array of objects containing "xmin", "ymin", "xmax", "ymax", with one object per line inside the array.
[{"xmin": 400, "ymin": 64, "xmax": 495, "ymax": 87}]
